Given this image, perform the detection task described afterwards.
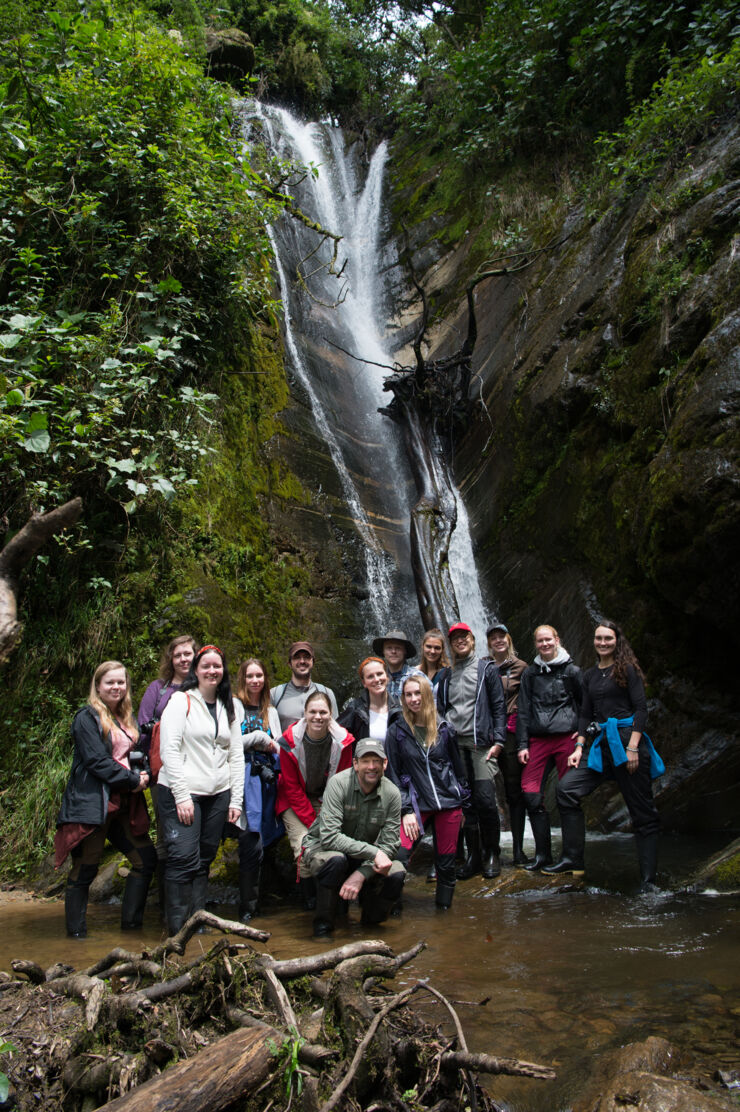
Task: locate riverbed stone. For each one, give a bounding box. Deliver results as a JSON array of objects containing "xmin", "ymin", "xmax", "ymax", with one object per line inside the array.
[
  {"xmin": 588, "ymin": 1071, "xmax": 736, "ymax": 1111},
  {"xmin": 571, "ymin": 1036, "xmax": 738, "ymax": 1111}
]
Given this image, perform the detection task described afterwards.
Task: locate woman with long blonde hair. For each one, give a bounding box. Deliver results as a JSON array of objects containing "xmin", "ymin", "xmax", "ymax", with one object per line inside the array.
[
  {"xmin": 515, "ymin": 624, "xmax": 583, "ymax": 872},
  {"xmin": 384, "ymin": 674, "xmax": 468, "ymax": 910},
  {"xmin": 419, "ymin": 629, "xmax": 450, "ymax": 691},
  {"xmin": 486, "ymin": 621, "xmax": 530, "ymax": 865},
  {"xmin": 55, "ymin": 661, "xmax": 156, "ymax": 938}
]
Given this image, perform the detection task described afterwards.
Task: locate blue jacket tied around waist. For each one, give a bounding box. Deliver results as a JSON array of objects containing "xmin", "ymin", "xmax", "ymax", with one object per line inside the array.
[{"xmin": 587, "ymin": 716, "xmax": 665, "ymax": 779}]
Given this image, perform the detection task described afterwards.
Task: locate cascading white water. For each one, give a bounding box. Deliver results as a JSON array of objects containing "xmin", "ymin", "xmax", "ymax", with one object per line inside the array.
[
  {"xmin": 448, "ymin": 491, "xmax": 489, "ymax": 645},
  {"xmin": 242, "ymin": 101, "xmax": 493, "ymax": 637},
  {"xmin": 242, "ymin": 103, "xmax": 410, "ymax": 630}
]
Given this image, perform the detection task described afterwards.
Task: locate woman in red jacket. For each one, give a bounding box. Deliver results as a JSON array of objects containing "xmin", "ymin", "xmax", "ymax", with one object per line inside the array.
[{"xmin": 275, "ymin": 690, "xmax": 354, "ymax": 908}]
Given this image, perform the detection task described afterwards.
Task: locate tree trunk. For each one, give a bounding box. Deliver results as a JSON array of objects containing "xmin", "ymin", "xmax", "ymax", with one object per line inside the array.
[{"xmin": 0, "ymin": 497, "xmax": 82, "ymax": 662}]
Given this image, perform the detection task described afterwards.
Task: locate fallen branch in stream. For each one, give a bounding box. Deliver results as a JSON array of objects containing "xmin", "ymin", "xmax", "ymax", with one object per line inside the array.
[{"xmin": 1, "ymin": 916, "xmax": 556, "ymax": 1111}]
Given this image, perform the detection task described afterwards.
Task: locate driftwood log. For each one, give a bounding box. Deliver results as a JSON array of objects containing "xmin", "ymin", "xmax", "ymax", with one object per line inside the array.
[
  {"xmin": 95, "ymin": 1027, "xmax": 275, "ymax": 1111},
  {"xmin": 1, "ymin": 914, "xmax": 556, "ymax": 1111}
]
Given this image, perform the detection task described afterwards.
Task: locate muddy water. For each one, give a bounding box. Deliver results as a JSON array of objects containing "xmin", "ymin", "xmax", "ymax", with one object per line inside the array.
[{"xmin": 2, "ymin": 833, "xmax": 739, "ymax": 1112}]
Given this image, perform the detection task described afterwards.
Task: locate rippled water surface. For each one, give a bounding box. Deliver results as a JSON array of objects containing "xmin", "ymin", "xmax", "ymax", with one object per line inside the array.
[{"xmin": 2, "ymin": 833, "xmax": 738, "ymax": 1111}]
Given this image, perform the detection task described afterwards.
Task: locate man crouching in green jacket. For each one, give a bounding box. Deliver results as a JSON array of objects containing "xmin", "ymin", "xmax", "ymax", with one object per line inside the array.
[{"xmin": 301, "ymin": 738, "xmax": 405, "ymax": 937}]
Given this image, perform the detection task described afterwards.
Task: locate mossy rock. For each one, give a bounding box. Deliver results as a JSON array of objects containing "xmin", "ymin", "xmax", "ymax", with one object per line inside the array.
[{"xmin": 691, "ymin": 837, "xmax": 740, "ymax": 892}]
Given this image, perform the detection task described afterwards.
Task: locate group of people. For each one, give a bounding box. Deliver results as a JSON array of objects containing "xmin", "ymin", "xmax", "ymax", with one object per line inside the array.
[{"xmin": 54, "ymin": 619, "xmax": 664, "ymax": 940}]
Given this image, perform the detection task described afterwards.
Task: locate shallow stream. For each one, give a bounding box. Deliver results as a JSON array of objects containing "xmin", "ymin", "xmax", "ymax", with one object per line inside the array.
[{"xmin": 2, "ymin": 832, "xmax": 738, "ymax": 1111}]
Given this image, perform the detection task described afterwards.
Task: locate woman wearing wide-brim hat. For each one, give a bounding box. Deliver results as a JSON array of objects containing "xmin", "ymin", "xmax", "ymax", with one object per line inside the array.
[{"xmin": 371, "ymin": 629, "xmax": 418, "ymax": 700}]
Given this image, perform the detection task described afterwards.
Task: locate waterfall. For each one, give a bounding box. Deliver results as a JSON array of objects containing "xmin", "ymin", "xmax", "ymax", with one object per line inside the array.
[
  {"xmin": 448, "ymin": 491, "xmax": 489, "ymax": 646},
  {"xmin": 241, "ymin": 102, "xmax": 492, "ymax": 639}
]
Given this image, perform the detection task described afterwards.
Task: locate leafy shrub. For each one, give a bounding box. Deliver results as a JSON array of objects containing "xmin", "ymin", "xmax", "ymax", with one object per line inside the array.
[{"xmin": 0, "ymin": 4, "xmax": 281, "ymax": 528}]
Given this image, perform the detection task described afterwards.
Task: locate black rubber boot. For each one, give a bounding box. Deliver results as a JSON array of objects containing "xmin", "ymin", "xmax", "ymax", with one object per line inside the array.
[
  {"xmin": 299, "ymin": 876, "xmax": 317, "ymax": 910},
  {"xmin": 360, "ymin": 871, "xmax": 405, "ymax": 925},
  {"xmin": 156, "ymin": 861, "xmax": 168, "ymax": 924},
  {"xmin": 190, "ymin": 872, "xmax": 212, "ymax": 931},
  {"xmin": 313, "ymin": 885, "xmax": 339, "ymax": 938},
  {"xmin": 480, "ymin": 827, "xmax": 501, "ymax": 879},
  {"xmin": 509, "ymin": 802, "xmax": 531, "ymax": 866},
  {"xmin": 456, "ymin": 828, "xmax": 482, "ymax": 880},
  {"xmin": 435, "ymin": 854, "xmax": 457, "ymax": 909},
  {"xmin": 238, "ymin": 868, "xmax": 261, "ymax": 923},
  {"xmin": 521, "ymin": 809, "xmax": 553, "ymax": 871},
  {"xmin": 426, "ymin": 863, "xmax": 437, "ymax": 883},
  {"xmin": 636, "ymin": 833, "xmax": 659, "ymax": 893},
  {"xmin": 165, "ymin": 881, "xmax": 193, "ymax": 936},
  {"xmin": 121, "ymin": 872, "xmax": 153, "ymax": 930},
  {"xmin": 65, "ymin": 863, "xmax": 98, "ymax": 938},
  {"xmin": 390, "ymin": 846, "xmax": 411, "ymax": 915},
  {"xmin": 542, "ymin": 810, "xmax": 586, "ymax": 876}
]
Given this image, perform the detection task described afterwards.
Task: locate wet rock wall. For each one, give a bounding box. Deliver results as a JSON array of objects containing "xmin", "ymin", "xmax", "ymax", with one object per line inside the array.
[{"xmin": 387, "ymin": 123, "xmax": 740, "ymax": 834}]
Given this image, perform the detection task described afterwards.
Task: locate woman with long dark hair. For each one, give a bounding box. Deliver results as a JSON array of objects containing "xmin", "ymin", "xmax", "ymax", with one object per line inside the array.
[
  {"xmin": 385, "ymin": 674, "xmax": 468, "ymax": 909},
  {"xmin": 544, "ymin": 621, "xmax": 664, "ymax": 890},
  {"xmin": 515, "ymin": 624, "xmax": 582, "ymax": 871},
  {"xmin": 137, "ymin": 635, "xmax": 198, "ymax": 755},
  {"xmin": 55, "ymin": 661, "xmax": 156, "ymax": 937},
  {"xmin": 158, "ymin": 644, "xmax": 244, "ymax": 932},
  {"xmin": 231, "ymin": 658, "xmax": 282, "ymax": 922}
]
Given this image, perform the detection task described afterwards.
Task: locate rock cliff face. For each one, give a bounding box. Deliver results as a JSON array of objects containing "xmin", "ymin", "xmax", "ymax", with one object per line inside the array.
[{"xmin": 386, "ymin": 123, "xmax": 740, "ymax": 834}]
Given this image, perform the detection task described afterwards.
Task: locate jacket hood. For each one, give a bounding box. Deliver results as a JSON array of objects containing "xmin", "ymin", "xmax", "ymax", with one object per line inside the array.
[{"xmin": 534, "ymin": 647, "xmax": 572, "ymax": 671}]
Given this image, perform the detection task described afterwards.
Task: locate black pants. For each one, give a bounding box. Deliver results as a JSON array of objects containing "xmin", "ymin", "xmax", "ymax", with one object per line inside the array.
[
  {"xmin": 556, "ymin": 740, "xmax": 660, "ymax": 837},
  {"xmin": 499, "ymin": 731, "xmax": 524, "ymax": 809},
  {"xmin": 459, "ymin": 746, "xmax": 500, "ymax": 842},
  {"xmin": 238, "ymin": 828, "xmax": 263, "ymax": 873},
  {"xmin": 157, "ymin": 785, "xmax": 230, "ymax": 884},
  {"xmin": 313, "ymin": 852, "xmax": 405, "ymax": 917}
]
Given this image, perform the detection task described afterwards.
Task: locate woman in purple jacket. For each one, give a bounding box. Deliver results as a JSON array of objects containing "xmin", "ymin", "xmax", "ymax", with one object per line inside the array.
[{"xmin": 137, "ymin": 635, "xmax": 198, "ymax": 915}]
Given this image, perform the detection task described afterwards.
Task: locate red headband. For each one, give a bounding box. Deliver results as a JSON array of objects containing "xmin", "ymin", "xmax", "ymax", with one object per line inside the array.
[
  {"xmin": 198, "ymin": 644, "xmax": 224, "ymax": 657},
  {"xmin": 358, "ymin": 656, "xmax": 386, "ymax": 677}
]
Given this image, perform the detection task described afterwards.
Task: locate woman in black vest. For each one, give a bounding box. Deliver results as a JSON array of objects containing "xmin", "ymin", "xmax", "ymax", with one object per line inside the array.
[{"xmin": 55, "ymin": 661, "xmax": 155, "ymax": 937}]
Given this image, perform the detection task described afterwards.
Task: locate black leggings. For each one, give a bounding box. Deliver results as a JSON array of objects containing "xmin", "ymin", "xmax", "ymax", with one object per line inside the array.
[
  {"xmin": 557, "ymin": 741, "xmax": 660, "ymax": 837},
  {"xmin": 157, "ymin": 785, "xmax": 230, "ymax": 884}
]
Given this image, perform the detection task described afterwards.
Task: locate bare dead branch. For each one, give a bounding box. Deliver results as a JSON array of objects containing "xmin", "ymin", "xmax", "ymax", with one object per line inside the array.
[
  {"xmin": 440, "ymin": 1050, "xmax": 556, "ymax": 1080},
  {"xmin": 265, "ymin": 940, "xmax": 394, "ymax": 980}
]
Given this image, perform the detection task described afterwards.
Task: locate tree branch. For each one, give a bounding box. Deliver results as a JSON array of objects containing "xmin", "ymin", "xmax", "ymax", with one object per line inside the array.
[{"xmin": 0, "ymin": 497, "xmax": 82, "ymax": 661}]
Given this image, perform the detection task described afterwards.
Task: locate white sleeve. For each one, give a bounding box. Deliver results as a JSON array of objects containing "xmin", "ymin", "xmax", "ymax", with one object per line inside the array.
[
  {"xmin": 228, "ymin": 714, "xmax": 245, "ymax": 812},
  {"xmin": 268, "ymin": 706, "xmax": 282, "ymax": 740}
]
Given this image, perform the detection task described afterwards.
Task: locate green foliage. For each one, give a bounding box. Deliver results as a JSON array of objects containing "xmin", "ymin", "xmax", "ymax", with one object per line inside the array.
[
  {"xmin": 268, "ymin": 1026, "xmax": 306, "ymax": 1100},
  {"xmin": 0, "ymin": 3, "xmax": 281, "ymax": 529},
  {"xmin": 0, "ymin": 1041, "xmax": 14, "ymax": 1104},
  {"xmin": 594, "ymin": 40, "xmax": 740, "ymax": 189},
  {"xmin": 714, "ymin": 853, "xmax": 740, "ymax": 891},
  {"xmin": 0, "ymin": 0, "xmax": 320, "ymax": 877},
  {"xmin": 386, "ymin": 0, "xmax": 738, "ymax": 273},
  {"xmin": 391, "ymin": 0, "xmax": 738, "ymax": 162},
  {"xmin": 0, "ymin": 688, "xmax": 72, "ymax": 874}
]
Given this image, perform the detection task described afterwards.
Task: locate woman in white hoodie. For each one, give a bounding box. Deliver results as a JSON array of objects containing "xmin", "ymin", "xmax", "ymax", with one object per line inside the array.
[{"xmin": 158, "ymin": 644, "xmax": 244, "ymax": 933}]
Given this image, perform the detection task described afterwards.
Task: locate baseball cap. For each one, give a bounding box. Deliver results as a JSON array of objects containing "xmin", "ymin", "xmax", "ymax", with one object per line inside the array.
[
  {"xmin": 288, "ymin": 641, "xmax": 314, "ymax": 658},
  {"xmin": 487, "ymin": 622, "xmax": 509, "ymax": 636},
  {"xmin": 448, "ymin": 622, "xmax": 473, "ymax": 636},
  {"xmin": 354, "ymin": 738, "xmax": 387, "ymax": 760}
]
